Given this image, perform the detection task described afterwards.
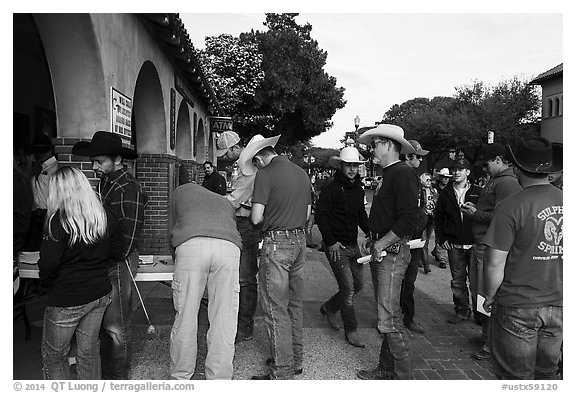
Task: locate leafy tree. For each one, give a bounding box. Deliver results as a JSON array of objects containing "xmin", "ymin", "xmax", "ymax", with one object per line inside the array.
[{"xmin": 238, "ymin": 13, "xmax": 346, "ymax": 147}]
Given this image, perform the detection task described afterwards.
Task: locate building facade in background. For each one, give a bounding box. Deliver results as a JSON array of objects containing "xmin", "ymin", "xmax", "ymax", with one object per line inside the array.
[
  {"xmin": 13, "ymin": 13, "xmax": 225, "ymax": 255},
  {"xmin": 530, "ymin": 63, "xmax": 563, "ymax": 143}
]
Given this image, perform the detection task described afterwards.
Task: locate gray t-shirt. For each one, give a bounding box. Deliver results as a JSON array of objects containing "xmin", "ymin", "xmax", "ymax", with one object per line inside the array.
[{"xmin": 252, "ymin": 156, "xmax": 311, "ymax": 231}]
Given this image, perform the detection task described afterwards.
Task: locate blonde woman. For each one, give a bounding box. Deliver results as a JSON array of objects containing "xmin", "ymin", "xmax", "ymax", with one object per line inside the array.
[{"xmin": 39, "ymin": 166, "xmax": 120, "ymax": 379}]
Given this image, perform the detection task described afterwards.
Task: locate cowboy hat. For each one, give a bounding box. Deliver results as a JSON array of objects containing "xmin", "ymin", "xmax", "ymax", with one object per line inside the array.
[
  {"xmin": 357, "ymin": 124, "xmax": 415, "ymax": 155},
  {"xmin": 24, "ymin": 133, "xmax": 53, "ymax": 154},
  {"xmin": 328, "ymin": 146, "xmax": 367, "ymax": 168},
  {"xmin": 216, "ymin": 131, "xmax": 241, "ymax": 157},
  {"xmin": 437, "ymin": 168, "xmax": 453, "ymax": 177},
  {"xmin": 408, "ymin": 140, "xmax": 429, "ymax": 155},
  {"xmin": 508, "ymin": 137, "xmax": 562, "ymax": 174},
  {"xmin": 72, "ymin": 131, "xmax": 137, "ymax": 159},
  {"xmin": 238, "ymin": 134, "xmax": 281, "ymax": 176}
]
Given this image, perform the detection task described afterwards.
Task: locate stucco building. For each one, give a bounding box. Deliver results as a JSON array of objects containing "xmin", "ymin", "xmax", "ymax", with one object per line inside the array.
[
  {"xmin": 13, "ymin": 13, "xmax": 226, "ymax": 255},
  {"xmin": 530, "ymin": 63, "xmax": 563, "ymax": 143}
]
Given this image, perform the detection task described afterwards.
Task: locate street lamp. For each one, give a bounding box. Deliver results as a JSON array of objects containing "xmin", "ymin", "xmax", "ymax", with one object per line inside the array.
[{"xmin": 354, "ymin": 115, "xmax": 360, "ymax": 132}]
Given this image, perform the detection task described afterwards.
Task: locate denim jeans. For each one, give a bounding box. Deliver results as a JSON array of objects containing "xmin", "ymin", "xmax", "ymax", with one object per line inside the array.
[
  {"xmin": 236, "ymin": 217, "xmax": 261, "ymax": 337},
  {"xmin": 447, "ymin": 247, "xmax": 472, "ymax": 316},
  {"xmin": 170, "ymin": 237, "xmax": 240, "ymax": 380},
  {"xmin": 491, "ymin": 303, "xmax": 562, "ymax": 379},
  {"xmin": 259, "ymin": 229, "xmax": 307, "ymax": 379},
  {"xmin": 100, "ymin": 252, "xmax": 139, "ymax": 379},
  {"xmin": 469, "ymin": 244, "xmax": 489, "ymax": 329},
  {"xmin": 370, "ymin": 244, "xmax": 414, "ymax": 379},
  {"xmin": 400, "ymin": 249, "xmax": 421, "ymax": 324},
  {"xmin": 323, "ymin": 243, "xmax": 364, "ymax": 333},
  {"xmin": 42, "ymin": 292, "xmax": 111, "ymax": 380},
  {"xmin": 422, "ymin": 215, "xmax": 435, "ymax": 268}
]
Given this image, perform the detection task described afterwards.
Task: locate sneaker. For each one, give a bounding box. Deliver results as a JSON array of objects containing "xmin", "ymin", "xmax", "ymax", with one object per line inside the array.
[
  {"xmin": 438, "ymin": 262, "xmax": 447, "ymax": 269},
  {"xmin": 357, "ymin": 367, "xmax": 394, "ymax": 380},
  {"xmin": 405, "ymin": 320, "xmax": 425, "ymax": 334},
  {"xmin": 265, "ymin": 358, "xmax": 303, "ymax": 375},
  {"xmin": 307, "ymin": 243, "xmax": 318, "ymax": 249},
  {"xmin": 472, "ymin": 347, "xmax": 491, "ymax": 360},
  {"xmin": 423, "ymin": 265, "xmax": 431, "ymax": 274},
  {"xmin": 448, "ymin": 313, "xmax": 469, "ymax": 324},
  {"xmin": 234, "ymin": 331, "xmax": 253, "ymax": 344},
  {"xmin": 320, "ymin": 304, "xmax": 342, "ymax": 330}
]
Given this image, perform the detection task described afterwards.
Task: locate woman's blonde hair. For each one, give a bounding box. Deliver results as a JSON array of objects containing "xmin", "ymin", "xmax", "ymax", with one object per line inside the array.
[{"xmin": 46, "ymin": 166, "xmax": 107, "ymax": 245}]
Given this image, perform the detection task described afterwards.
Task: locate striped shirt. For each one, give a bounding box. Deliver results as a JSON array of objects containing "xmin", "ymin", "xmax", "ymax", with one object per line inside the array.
[{"xmin": 98, "ymin": 168, "xmax": 148, "ymax": 260}]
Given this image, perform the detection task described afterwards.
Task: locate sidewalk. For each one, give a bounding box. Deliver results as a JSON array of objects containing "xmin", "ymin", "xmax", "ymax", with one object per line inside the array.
[{"xmin": 12, "ymin": 236, "xmax": 494, "ymax": 380}]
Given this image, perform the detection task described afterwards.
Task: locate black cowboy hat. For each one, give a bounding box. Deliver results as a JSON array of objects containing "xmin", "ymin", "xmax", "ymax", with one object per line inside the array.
[
  {"xmin": 72, "ymin": 131, "xmax": 137, "ymax": 159},
  {"xmin": 24, "ymin": 133, "xmax": 53, "ymax": 154},
  {"xmin": 508, "ymin": 137, "xmax": 562, "ymax": 174}
]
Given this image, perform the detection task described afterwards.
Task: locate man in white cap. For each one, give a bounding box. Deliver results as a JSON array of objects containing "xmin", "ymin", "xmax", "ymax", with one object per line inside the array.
[
  {"xmin": 356, "ymin": 124, "xmax": 419, "ymax": 380},
  {"xmin": 247, "ymin": 136, "xmax": 312, "ymax": 379},
  {"xmin": 216, "ymin": 131, "xmax": 279, "ymax": 343},
  {"xmin": 482, "ymin": 137, "xmax": 562, "ymax": 379},
  {"xmin": 315, "ymin": 146, "xmax": 370, "ymax": 348}
]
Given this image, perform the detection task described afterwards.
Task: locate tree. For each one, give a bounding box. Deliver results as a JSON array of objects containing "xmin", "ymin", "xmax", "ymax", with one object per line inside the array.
[
  {"xmin": 238, "ymin": 13, "xmax": 346, "ymax": 147},
  {"xmin": 197, "ymin": 34, "xmax": 265, "ymax": 141}
]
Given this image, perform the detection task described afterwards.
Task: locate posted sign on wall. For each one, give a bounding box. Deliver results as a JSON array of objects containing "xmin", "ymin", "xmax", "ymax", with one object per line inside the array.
[
  {"xmin": 209, "ymin": 116, "xmax": 233, "ymax": 133},
  {"xmin": 111, "ymin": 88, "xmax": 132, "ymax": 140}
]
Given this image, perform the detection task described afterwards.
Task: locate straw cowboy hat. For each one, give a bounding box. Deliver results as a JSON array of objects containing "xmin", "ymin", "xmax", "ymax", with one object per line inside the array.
[
  {"xmin": 437, "ymin": 168, "xmax": 453, "ymax": 178},
  {"xmin": 328, "ymin": 146, "xmax": 367, "ymax": 168},
  {"xmin": 24, "ymin": 133, "xmax": 53, "ymax": 154},
  {"xmin": 72, "ymin": 131, "xmax": 137, "ymax": 159},
  {"xmin": 357, "ymin": 124, "xmax": 415, "ymax": 155},
  {"xmin": 238, "ymin": 134, "xmax": 281, "ymax": 176},
  {"xmin": 508, "ymin": 136, "xmax": 562, "ymax": 174}
]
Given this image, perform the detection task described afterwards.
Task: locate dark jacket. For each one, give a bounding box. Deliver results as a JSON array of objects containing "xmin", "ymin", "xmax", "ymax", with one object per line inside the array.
[
  {"xmin": 434, "ymin": 182, "xmax": 482, "ymax": 245},
  {"xmin": 471, "ymin": 167, "xmax": 521, "ymax": 243},
  {"xmin": 315, "ymin": 171, "xmax": 370, "ymax": 247},
  {"xmin": 38, "ymin": 209, "xmax": 121, "ymax": 307},
  {"xmin": 202, "ymin": 171, "xmax": 227, "ymax": 196}
]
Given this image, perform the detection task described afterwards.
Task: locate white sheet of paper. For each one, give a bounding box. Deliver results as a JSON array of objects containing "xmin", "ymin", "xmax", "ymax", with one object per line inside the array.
[{"xmin": 476, "ymin": 294, "xmax": 491, "ymax": 317}]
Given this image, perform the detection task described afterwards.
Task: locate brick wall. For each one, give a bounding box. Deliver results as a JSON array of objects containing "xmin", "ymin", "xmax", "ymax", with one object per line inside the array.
[{"xmin": 53, "ymin": 137, "xmax": 179, "ymax": 256}]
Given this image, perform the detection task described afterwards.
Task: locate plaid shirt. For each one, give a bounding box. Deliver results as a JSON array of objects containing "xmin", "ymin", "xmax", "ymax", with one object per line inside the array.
[{"xmin": 98, "ymin": 168, "xmax": 147, "ymax": 260}]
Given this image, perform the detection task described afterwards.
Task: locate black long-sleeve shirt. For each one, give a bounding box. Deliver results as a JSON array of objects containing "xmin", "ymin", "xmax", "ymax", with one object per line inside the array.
[
  {"xmin": 315, "ymin": 171, "xmax": 370, "ymax": 247},
  {"xmin": 38, "ymin": 209, "xmax": 121, "ymax": 307},
  {"xmin": 369, "ymin": 161, "xmax": 419, "ymax": 238},
  {"xmin": 202, "ymin": 171, "xmax": 227, "ymax": 196}
]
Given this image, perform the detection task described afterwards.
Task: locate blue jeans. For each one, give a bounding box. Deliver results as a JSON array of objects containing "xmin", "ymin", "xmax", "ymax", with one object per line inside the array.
[
  {"xmin": 447, "ymin": 247, "xmax": 472, "ymax": 316},
  {"xmin": 491, "ymin": 303, "xmax": 562, "ymax": 379},
  {"xmin": 323, "ymin": 243, "xmax": 364, "ymax": 333},
  {"xmin": 259, "ymin": 229, "xmax": 307, "ymax": 379},
  {"xmin": 42, "ymin": 292, "xmax": 111, "ymax": 380},
  {"xmin": 100, "ymin": 252, "xmax": 139, "ymax": 379},
  {"xmin": 236, "ymin": 217, "xmax": 261, "ymax": 337},
  {"xmin": 400, "ymin": 249, "xmax": 421, "ymax": 324},
  {"xmin": 370, "ymin": 244, "xmax": 414, "ymax": 379}
]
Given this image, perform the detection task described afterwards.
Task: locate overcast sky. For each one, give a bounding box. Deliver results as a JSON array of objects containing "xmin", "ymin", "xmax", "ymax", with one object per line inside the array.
[{"xmin": 179, "ymin": 12, "xmax": 562, "ymax": 148}]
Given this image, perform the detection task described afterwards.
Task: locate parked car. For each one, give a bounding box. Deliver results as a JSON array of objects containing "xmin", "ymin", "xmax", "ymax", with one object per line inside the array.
[{"xmin": 362, "ymin": 177, "xmax": 374, "ymax": 188}]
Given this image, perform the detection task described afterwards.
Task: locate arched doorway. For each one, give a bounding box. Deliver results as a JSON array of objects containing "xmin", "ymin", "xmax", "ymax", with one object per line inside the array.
[
  {"xmin": 196, "ymin": 117, "xmax": 206, "ymax": 162},
  {"xmin": 132, "ymin": 61, "xmax": 166, "ymax": 154},
  {"xmin": 175, "ymin": 101, "xmax": 192, "ymax": 159}
]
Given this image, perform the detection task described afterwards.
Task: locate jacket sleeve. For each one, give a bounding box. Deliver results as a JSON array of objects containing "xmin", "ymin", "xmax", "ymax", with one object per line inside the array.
[
  {"xmin": 358, "ymin": 189, "xmax": 371, "ymax": 236},
  {"xmin": 434, "ymin": 191, "xmax": 447, "ymax": 244},
  {"xmin": 315, "ymin": 184, "xmax": 337, "ymax": 247},
  {"xmin": 37, "ymin": 215, "xmax": 64, "ymax": 294}
]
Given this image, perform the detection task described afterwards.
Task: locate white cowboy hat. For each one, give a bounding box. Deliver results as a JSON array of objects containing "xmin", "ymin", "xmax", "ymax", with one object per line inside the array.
[
  {"xmin": 238, "ymin": 134, "xmax": 281, "ymax": 176},
  {"xmin": 328, "ymin": 146, "xmax": 367, "ymax": 168},
  {"xmin": 357, "ymin": 124, "xmax": 415, "ymax": 155},
  {"xmin": 438, "ymin": 168, "xmax": 453, "ymax": 177}
]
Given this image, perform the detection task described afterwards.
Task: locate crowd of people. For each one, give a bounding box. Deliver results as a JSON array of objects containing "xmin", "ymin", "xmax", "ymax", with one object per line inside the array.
[{"xmin": 13, "ymin": 124, "xmax": 562, "ymax": 381}]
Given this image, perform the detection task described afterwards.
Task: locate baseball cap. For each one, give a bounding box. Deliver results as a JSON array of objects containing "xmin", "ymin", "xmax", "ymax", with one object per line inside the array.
[
  {"xmin": 477, "ymin": 143, "xmax": 505, "ymax": 163},
  {"xmin": 452, "ymin": 158, "xmax": 471, "ymax": 170},
  {"xmin": 216, "ymin": 131, "xmax": 241, "ymax": 157},
  {"xmin": 438, "ymin": 168, "xmax": 453, "ymax": 177},
  {"xmin": 408, "ymin": 140, "xmax": 429, "ymax": 156}
]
